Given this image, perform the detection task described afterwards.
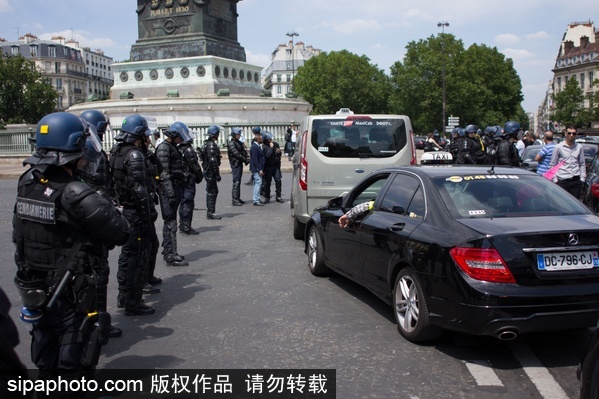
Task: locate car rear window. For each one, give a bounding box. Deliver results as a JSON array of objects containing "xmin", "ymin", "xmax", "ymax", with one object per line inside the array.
[
  {"xmin": 310, "ymin": 117, "xmax": 407, "ymax": 158},
  {"xmin": 433, "ymin": 173, "xmax": 592, "ymax": 218}
]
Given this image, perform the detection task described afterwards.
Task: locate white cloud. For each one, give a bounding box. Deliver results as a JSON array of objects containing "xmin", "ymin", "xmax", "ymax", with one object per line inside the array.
[
  {"xmin": 525, "ymin": 31, "xmax": 550, "ymax": 41},
  {"xmin": 501, "ymin": 48, "xmax": 535, "ymax": 60},
  {"xmin": 0, "ymin": 0, "xmax": 12, "ymax": 12},
  {"xmin": 333, "ymin": 19, "xmax": 381, "ymax": 35},
  {"xmin": 495, "ymin": 34, "xmax": 519, "ymax": 46},
  {"xmin": 246, "ymin": 51, "xmax": 270, "ymax": 68}
]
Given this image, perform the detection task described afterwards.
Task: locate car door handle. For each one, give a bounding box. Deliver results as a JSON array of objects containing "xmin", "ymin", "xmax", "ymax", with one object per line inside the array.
[{"xmin": 388, "ymin": 223, "xmax": 405, "ymax": 232}]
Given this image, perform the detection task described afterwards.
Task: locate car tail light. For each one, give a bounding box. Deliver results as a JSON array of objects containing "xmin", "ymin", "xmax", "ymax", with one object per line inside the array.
[
  {"xmin": 299, "ymin": 129, "xmax": 308, "ymax": 191},
  {"xmin": 591, "ymin": 183, "xmax": 599, "ymax": 198},
  {"xmin": 409, "ymin": 131, "xmax": 417, "ymax": 165},
  {"xmin": 449, "ymin": 247, "xmax": 515, "ymax": 283}
]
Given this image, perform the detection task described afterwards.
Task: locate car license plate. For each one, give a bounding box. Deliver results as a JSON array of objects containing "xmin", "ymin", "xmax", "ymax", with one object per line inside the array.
[{"xmin": 537, "ymin": 251, "xmax": 599, "ymax": 271}]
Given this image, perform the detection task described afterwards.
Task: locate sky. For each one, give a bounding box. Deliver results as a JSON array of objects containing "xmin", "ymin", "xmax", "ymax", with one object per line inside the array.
[{"xmin": 0, "ymin": 0, "xmax": 596, "ymax": 113}]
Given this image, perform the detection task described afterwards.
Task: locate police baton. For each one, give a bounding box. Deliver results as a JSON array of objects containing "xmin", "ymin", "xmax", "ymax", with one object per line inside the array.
[{"xmin": 46, "ymin": 269, "xmax": 73, "ymax": 309}]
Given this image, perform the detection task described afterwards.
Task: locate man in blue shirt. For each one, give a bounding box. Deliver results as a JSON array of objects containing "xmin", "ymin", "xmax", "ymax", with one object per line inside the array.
[
  {"xmin": 535, "ymin": 131, "xmax": 555, "ymax": 176},
  {"xmin": 249, "ymin": 127, "xmax": 266, "ymax": 206}
]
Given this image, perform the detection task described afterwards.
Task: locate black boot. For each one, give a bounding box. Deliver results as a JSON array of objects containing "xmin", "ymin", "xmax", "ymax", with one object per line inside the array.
[
  {"xmin": 232, "ymin": 181, "xmax": 243, "ymax": 205},
  {"xmin": 165, "ymin": 254, "xmax": 189, "ymax": 266},
  {"xmin": 275, "ymin": 180, "xmax": 283, "ymax": 202},
  {"xmin": 206, "ymin": 192, "xmax": 222, "ymax": 219}
]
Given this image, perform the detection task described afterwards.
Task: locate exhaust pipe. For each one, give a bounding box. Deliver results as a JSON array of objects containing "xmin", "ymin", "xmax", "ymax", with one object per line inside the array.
[{"xmin": 497, "ymin": 329, "xmax": 519, "ymax": 341}]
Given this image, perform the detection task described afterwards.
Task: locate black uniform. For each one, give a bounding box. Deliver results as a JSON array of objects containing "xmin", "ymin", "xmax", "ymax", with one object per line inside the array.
[
  {"xmin": 456, "ymin": 136, "xmax": 482, "ymax": 164},
  {"xmin": 156, "ymin": 140, "xmax": 186, "ymax": 262},
  {"xmin": 200, "ymin": 138, "xmax": 222, "ymax": 219},
  {"xmin": 178, "ymin": 142, "xmax": 203, "ymax": 233},
  {"xmin": 495, "ymin": 138, "xmax": 521, "ymax": 166},
  {"xmin": 110, "ymin": 141, "xmax": 153, "ymax": 312},
  {"xmin": 145, "ymin": 148, "xmax": 162, "ymax": 282},
  {"xmin": 227, "ymin": 137, "xmax": 249, "ymax": 205},
  {"xmin": 13, "ymin": 164, "xmax": 129, "ymax": 378}
]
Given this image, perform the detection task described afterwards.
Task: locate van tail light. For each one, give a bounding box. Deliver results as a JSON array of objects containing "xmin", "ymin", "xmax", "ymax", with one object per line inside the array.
[
  {"xmin": 591, "ymin": 183, "xmax": 599, "ymax": 198},
  {"xmin": 449, "ymin": 247, "xmax": 515, "ymax": 283},
  {"xmin": 409, "ymin": 131, "xmax": 417, "ymax": 165},
  {"xmin": 299, "ymin": 129, "xmax": 308, "ymax": 191}
]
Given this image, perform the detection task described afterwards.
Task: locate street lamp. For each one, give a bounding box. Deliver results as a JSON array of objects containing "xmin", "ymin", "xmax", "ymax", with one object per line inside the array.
[
  {"xmin": 437, "ymin": 21, "xmax": 449, "ymax": 135},
  {"xmin": 286, "ymin": 31, "xmax": 299, "ymax": 93}
]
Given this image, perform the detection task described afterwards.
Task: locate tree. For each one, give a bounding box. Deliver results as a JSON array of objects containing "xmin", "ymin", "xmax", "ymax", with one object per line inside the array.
[
  {"xmin": 552, "ymin": 77, "xmax": 588, "ymax": 128},
  {"xmin": 293, "ymin": 50, "xmax": 390, "ymax": 115},
  {"xmin": 0, "ymin": 53, "xmax": 56, "ymax": 124},
  {"xmin": 388, "ymin": 34, "xmax": 523, "ymax": 133}
]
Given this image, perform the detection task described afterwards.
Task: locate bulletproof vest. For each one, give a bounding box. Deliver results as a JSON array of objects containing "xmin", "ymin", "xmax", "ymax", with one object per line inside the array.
[
  {"xmin": 157, "ymin": 141, "xmax": 185, "ymax": 182},
  {"xmin": 109, "ymin": 144, "xmax": 138, "ymax": 206},
  {"xmin": 200, "ymin": 139, "xmax": 221, "ymax": 171},
  {"xmin": 14, "ymin": 169, "xmax": 82, "ymax": 272},
  {"xmin": 179, "ymin": 144, "xmax": 199, "ymax": 178}
]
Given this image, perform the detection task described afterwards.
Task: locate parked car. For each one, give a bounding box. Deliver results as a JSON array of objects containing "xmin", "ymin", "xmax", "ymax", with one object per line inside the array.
[
  {"xmin": 305, "ymin": 165, "xmax": 599, "ymax": 342},
  {"xmin": 583, "ymin": 143, "xmax": 599, "ymax": 171},
  {"xmin": 582, "ymin": 152, "xmax": 599, "ymax": 212},
  {"xmin": 414, "ymin": 136, "xmax": 426, "ymax": 150},
  {"xmin": 291, "ymin": 112, "xmax": 417, "ymax": 239},
  {"xmin": 520, "ymin": 144, "xmax": 542, "ymax": 173}
]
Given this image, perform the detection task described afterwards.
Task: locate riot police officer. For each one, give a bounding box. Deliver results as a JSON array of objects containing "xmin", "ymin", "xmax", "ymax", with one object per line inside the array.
[
  {"xmin": 177, "ymin": 123, "xmax": 203, "ymax": 234},
  {"xmin": 496, "ymin": 121, "xmax": 521, "ymax": 166},
  {"xmin": 156, "ymin": 123, "xmax": 189, "ymax": 266},
  {"xmin": 79, "ymin": 109, "xmax": 122, "ymax": 337},
  {"xmin": 199, "ymin": 125, "xmax": 222, "ymax": 219},
  {"xmin": 13, "ymin": 112, "xmax": 129, "ymax": 380},
  {"xmin": 109, "ymin": 114, "xmax": 156, "ymax": 314},
  {"xmin": 456, "ymin": 124, "xmax": 482, "ymax": 164},
  {"xmin": 227, "ymin": 127, "xmax": 249, "ymax": 206}
]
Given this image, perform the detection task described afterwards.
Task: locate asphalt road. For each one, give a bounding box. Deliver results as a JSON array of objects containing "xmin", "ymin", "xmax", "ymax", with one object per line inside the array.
[{"xmin": 0, "ymin": 173, "xmax": 591, "ymax": 398}]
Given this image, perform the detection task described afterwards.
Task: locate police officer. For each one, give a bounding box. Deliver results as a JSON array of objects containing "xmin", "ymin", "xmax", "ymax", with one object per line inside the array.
[
  {"xmin": 261, "ymin": 132, "xmax": 284, "ymax": 203},
  {"xmin": 143, "ymin": 129, "xmax": 162, "ymax": 293},
  {"xmin": 13, "ymin": 112, "xmax": 129, "ymax": 380},
  {"xmin": 156, "ymin": 123, "xmax": 189, "ymax": 266},
  {"xmin": 200, "ymin": 125, "xmax": 223, "ymax": 219},
  {"xmin": 496, "ymin": 121, "xmax": 521, "ymax": 166},
  {"xmin": 110, "ymin": 114, "xmax": 156, "ymax": 315},
  {"xmin": 447, "ymin": 127, "xmax": 461, "ymax": 163},
  {"xmin": 177, "ymin": 123, "xmax": 203, "ymax": 234},
  {"xmin": 79, "ymin": 109, "xmax": 122, "ymax": 337},
  {"xmin": 227, "ymin": 127, "xmax": 249, "ymax": 206},
  {"xmin": 456, "ymin": 124, "xmax": 482, "ymax": 164}
]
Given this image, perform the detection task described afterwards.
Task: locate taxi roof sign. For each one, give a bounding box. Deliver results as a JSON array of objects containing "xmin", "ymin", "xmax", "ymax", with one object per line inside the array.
[{"xmin": 420, "ymin": 151, "xmax": 453, "ymax": 165}]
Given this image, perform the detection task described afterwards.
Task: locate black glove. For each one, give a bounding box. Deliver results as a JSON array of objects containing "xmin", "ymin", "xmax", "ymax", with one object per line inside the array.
[{"xmin": 216, "ymin": 175, "xmax": 221, "ymax": 182}]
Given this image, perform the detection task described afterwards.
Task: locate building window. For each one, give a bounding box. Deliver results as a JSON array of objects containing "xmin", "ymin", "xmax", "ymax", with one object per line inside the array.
[
  {"xmin": 590, "ymin": 72, "xmax": 594, "ymax": 88},
  {"xmin": 276, "ymin": 74, "xmax": 281, "ymax": 83},
  {"xmin": 277, "ymin": 85, "xmax": 282, "ymax": 94},
  {"xmin": 557, "ymin": 77, "xmax": 562, "ymax": 92},
  {"xmin": 11, "ymin": 46, "xmax": 19, "ymax": 56},
  {"xmin": 58, "ymin": 96, "xmax": 63, "ymax": 109},
  {"xmin": 286, "ymin": 62, "xmax": 291, "ymax": 70},
  {"xmin": 30, "ymin": 45, "xmax": 38, "ymax": 57},
  {"xmin": 56, "ymin": 78, "xmax": 62, "ymax": 89},
  {"xmin": 286, "ymin": 74, "xmax": 291, "ymax": 82},
  {"xmin": 55, "ymin": 62, "xmax": 61, "ymax": 73},
  {"xmin": 580, "ymin": 73, "xmax": 585, "ymax": 89},
  {"xmin": 49, "ymin": 46, "xmax": 56, "ymax": 58}
]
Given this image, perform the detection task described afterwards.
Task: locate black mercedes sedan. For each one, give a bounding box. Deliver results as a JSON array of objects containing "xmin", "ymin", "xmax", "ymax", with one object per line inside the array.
[{"xmin": 304, "ymin": 165, "xmax": 599, "ymax": 343}]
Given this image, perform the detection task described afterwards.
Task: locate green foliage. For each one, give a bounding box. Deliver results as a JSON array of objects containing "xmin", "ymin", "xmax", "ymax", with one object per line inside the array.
[
  {"xmin": 0, "ymin": 53, "xmax": 57, "ymax": 124},
  {"xmin": 552, "ymin": 77, "xmax": 588, "ymax": 128},
  {"xmin": 587, "ymin": 77, "xmax": 599, "ymax": 122},
  {"xmin": 293, "ymin": 50, "xmax": 390, "ymax": 115},
  {"xmin": 388, "ymin": 34, "xmax": 523, "ymax": 133}
]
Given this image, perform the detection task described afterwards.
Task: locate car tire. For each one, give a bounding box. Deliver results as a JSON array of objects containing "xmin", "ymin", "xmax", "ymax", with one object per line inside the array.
[
  {"xmin": 307, "ymin": 226, "xmax": 330, "ymax": 276},
  {"xmin": 393, "ymin": 267, "xmax": 443, "ymax": 342},
  {"xmin": 293, "ymin": 217, "xmax": 305, "ymax": 240}
]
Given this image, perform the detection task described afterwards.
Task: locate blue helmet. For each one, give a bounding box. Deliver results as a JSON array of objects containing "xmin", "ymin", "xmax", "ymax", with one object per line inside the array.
[
  {"xmin": 80, "ymin": 109, "xmax": 109, "ymax": 135},
  {"xmin": 458, "ymin": 128, "xmax": 466, "ymax": 137},
  {"xmin": 231, "ymin": 127, "xmax": 242, "ymax": 136},
  {"xmin": 465, "ymin": 124, "xmax": 478, "ymax": 134},
  {"xmin": 166, "ymin": 121, "xmax": 192, "ymax": 142},
  {"xmin": 262, "ymin": 131, "xmax": 273, "ymax": 141},
  {"xmin": 206, "ymin": 125, "xmax": 221, "ymax": 138},
  {"xmin": 252, "ymin": 126, "xmax": 262, "ymax": 135},
  {"xmin": 484, "ymin": 126, "xmax": 497, "ymax": 137},
  {"xmin": 121, "ymin": 114, "xmax": 150, "ymax": 137},
  {"xmin": 451, "ymin": 127, "xmax": 460, "ymax": 137},
  {"xmin": 25, "ymin": 112, "xmax": 91, "ymax": 166},
  {"xmin": 504, "ymin": 121, "xmax": 520, "ymax": 135}
]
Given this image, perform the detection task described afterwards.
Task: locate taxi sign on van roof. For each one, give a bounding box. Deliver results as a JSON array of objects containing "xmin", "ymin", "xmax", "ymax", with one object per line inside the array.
[{"xmin": 335, "ymin": 108, "xmax": 354, "ymax": 115}]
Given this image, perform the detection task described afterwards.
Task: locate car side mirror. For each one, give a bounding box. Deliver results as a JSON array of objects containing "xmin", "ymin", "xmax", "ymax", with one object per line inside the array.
[
  {"xmin": 327, "ymin": 196, "xmax": 344, "ymax": 209},
  {"xmin": 392, "ymin": 206, "xmax": 406, "ymax": 215}
]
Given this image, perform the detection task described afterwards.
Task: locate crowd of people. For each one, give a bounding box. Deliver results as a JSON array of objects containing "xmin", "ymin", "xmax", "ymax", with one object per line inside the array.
[{"xmin": 6, "ymin": 111, "xmax": 290, "ymax": 384}]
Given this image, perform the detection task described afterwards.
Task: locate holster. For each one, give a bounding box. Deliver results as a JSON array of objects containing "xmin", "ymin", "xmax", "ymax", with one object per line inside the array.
[{"xmin": 14, "ymin": 270, "xmax": 49, "ymax": 309}]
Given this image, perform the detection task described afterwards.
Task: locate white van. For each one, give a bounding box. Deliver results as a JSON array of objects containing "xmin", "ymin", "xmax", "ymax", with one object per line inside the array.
[{"xmin": 291, "ymin": 112, "xmax": 417, "ymax": 239}]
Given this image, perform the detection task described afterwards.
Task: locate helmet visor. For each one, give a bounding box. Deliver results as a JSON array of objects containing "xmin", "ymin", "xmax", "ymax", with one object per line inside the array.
[
  {"xmin": 179, "ymin": 128, "xmax": 193, "ymax": 143},
  {"xmin": 78, "ymin": 128, "xmax": 103, "ymax": 175}
]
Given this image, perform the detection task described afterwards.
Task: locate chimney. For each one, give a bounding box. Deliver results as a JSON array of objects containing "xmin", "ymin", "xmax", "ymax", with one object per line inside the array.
[
  {"xmin": 580, "ymin": 36, "xmax": 590, "ymax": 48},
  {"xmin": 563, "ymin": 40, "xmax": 574, "ymax": 54}
]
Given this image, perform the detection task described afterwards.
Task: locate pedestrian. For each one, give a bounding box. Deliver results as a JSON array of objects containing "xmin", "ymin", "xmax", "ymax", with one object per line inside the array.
[
  {"xmin": 153, "ymin": 131, "xmax": 163, "ymax": 148},
  {"xmin": 13, "ymin": 112, "xmax": 129, "ymax": 381},
  {"xmin": 495, "ymin": 121, "xmax": 521, "ymax": 166},
  {"xmin": 245, "ymin": 126, "xmax": 262, "ymax": 185},
  {"xmin": 534, "ymin": 131, "xmax": 555, "ymax": 176},
  {"xmin": 110, "ymin": 114, "xmax": 157, "ymax": 315},
  {"xmin": 424, "ymin": 132, "xmax": 442, "ymax": 152},
  {"xmin": 250, "ymin": 128, "xmax": 266, "ymax": 206},
  {"xmin": 290, "ymin": 124, "xmax": 298, "ymax": 161},
  {"xmin": 549, "ymin": 125, "xmax": 586, "ymax": 198},
  {"xmin": 178, "ymin": 125, "xmax": 203, "ymax": 234},
  {"xmin": 156, "ymin": 122, "xmax": 189, "ymax": 266},
  {"xmin": 515, "ymin": 130, "xmax": 526, "ymax": 158},
  {"xmin": 199, "ymin": 125, "xmax": 223, "ymax": 219},
  {"xmin": 227, "ymin": 127, "xmax": 249, "ymax": 206},
  {"xmin": 79, "ymin": 109, "xmax": 122, "ymax": 337}
]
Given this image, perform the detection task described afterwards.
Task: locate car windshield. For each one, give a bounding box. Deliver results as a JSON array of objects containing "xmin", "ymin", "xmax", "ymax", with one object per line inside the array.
[
  {"xmin": 521, "ymin": 146, "xmax": 541, "ymax": 162},
  {"xmin": 433, "ymin": 173, "xmax": 592, "ymax": 218},
  {"xmin": 310, "ymin": 116, "xmax": 407, "ymax": 158}
]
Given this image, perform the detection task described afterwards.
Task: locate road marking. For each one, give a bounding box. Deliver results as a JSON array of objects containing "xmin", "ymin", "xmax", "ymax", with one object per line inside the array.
[
  {"xmin": 464, "ymin": 360, "xmax": 503, "ymax": 386},
  {"xmin": 509, "ymin": 340, "xmax": 569, "ymax": 399}
]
